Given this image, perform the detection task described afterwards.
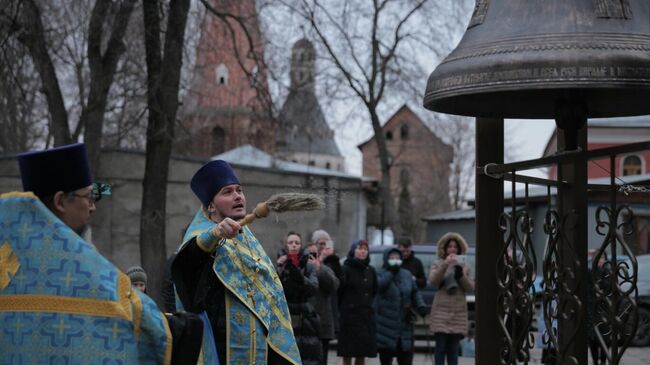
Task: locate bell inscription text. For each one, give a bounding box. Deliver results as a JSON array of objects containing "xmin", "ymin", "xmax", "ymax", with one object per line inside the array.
[
  {"xmin": 431, "ymin": 65, "xmax": 650, "ymax": 90},
  {"xmin": 595, "ymin": 0, "xmax": 632, "ymax": 19}
]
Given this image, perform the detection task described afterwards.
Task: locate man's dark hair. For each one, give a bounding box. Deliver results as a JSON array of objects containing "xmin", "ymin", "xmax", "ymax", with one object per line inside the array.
[{"xmin": 396, "ymin": 236, "xmax": 413, "ymax": 247}]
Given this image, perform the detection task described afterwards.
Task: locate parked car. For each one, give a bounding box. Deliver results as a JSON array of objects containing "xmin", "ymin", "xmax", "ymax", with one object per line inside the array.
[{"xmin": 368, "ymin": 244, "xmax": 476, "ymax": 339}]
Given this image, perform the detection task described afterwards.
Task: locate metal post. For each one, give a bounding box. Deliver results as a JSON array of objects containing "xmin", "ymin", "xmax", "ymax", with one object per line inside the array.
[
  {"xmin": 556, "ymin": 122, "xmax": 588, "ymax": 364},
  {"xmin": 475, "ymin": 117, "xmax": 504, "ymax": 365}
]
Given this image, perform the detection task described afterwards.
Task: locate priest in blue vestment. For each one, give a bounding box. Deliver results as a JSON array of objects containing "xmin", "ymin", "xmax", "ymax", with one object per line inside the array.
[
  {"xmin": 0, "ymin": 143, "xmax": 173, "ymax": 364},
  {"xmin": 172, "ymin": 160, "xmax": 302, "ymax": 365}
]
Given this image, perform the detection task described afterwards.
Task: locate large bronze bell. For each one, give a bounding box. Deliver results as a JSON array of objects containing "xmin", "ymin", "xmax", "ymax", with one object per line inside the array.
[{"xmin": 423, "ymin": 0, "xmax": 650, "ymax": 119}]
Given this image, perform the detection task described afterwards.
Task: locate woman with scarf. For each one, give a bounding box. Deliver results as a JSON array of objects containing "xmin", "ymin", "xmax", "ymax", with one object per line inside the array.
[
  {"xmin": 277, "ymin": 231, "xmax": 321, "ymax": 365},
  {"xmin": 337, "ymin": 239, "xmax": 377, "ymax": 365}
]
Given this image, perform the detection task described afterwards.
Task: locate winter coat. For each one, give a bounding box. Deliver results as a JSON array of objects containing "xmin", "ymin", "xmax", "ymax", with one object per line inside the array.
[
  {"xmin": 401, "ymin": 253, "xmax": 427, "ymax": 289},
  {"xmin": 428, "ymin": 232, "xmax": 474, "ymax": 336},
  {"xmin": 374, "ymin": 248, "xmax": 428, "ymax": 352},
  {"xmin": 277, "ymin": 249, "xmax": 322, "ymax": 365},
  {"xmin": 323, "ymin": 254, "xmax": 343, "ymax": 336},
  {"xmin": 337, "ymin": 257, "xmax": 378, "ymax": 357},
  {"xmin": 308, "ymin": 262, "xmax": 340, "ymax": 340}
]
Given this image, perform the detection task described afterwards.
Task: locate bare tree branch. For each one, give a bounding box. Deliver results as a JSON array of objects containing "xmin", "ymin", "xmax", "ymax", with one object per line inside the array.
[
  {"xmin": 16, "ymin": 0, "xmax": 72, "ymax": 146},
  {"xmin": 294, "ymin": 0, "xmax": 367, "ymax": 100},
  {"xmin": 274, "ymin": 0, "xmax": 471, "ymax": 235},
  {"xmin": 82, "ymin": 0, "xmax": 137, "ymax": 175},
  {"xmin": 375, "ymin": 0, "xmax": 425, "ymax": 102}
]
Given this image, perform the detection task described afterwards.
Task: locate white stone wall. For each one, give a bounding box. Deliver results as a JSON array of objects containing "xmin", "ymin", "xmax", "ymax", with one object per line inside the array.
[{"xmin": 0, "ymin": 150, "xmax": 366, "ymax": 270}]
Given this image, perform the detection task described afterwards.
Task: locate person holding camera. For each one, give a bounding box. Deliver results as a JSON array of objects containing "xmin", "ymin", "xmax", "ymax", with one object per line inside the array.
[
  {"xmin": 312, "ymin": 229, "xmax": 344, "ymax": 342},
  {"xmin": 375, "ymin": 247, "xmax": 428, "ymax": 365},
  {"xmin": 277, "ymin": 231, "xmax": 322, "ymax": 365},
  {"xmin": 305, "ymin": 240, "xmax": 340, "ymax": 365},
  {"xmin": 428, "ymin": 232, "xmax": 474, "ymax": 365}
]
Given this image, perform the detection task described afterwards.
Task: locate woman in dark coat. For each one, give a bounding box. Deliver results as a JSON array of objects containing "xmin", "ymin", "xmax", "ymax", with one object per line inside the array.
[
  {"xmin": 375, "ymin": 247, "xmax": 428, "ymax": 365},
  {"xmin": 337, "ymin": 239, "xmax": 377, "ymax": 365},
  {"xmin": 277, "ymin": 231, "xmax": 321, "ymax": 365}
]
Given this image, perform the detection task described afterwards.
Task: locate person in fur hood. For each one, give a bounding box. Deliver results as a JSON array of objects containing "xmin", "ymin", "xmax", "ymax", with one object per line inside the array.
[{"xmin": 428, "ymin": 232, "xmax": 474, "ymax": 365}]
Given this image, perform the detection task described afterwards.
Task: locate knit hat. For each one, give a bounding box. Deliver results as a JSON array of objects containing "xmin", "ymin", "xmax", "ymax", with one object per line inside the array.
[
  {"xmin": 126, "ymin": 266, "xmax": 147, "ymax": 285},
  {"xmin": 311, "ymin": 229, "xmax": 332, "ymax": 243}
]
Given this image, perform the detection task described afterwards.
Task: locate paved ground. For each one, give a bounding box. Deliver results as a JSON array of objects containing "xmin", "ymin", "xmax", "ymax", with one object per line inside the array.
[{"xmin": 325, "ymin": 346, "xmax": 650, "ymax": 365}]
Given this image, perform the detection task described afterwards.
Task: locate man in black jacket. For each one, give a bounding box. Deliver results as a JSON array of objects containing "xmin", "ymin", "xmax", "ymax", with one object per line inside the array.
[{"xmin": 397, "ymin": 237, "xmax": 426, "ymax": 289}]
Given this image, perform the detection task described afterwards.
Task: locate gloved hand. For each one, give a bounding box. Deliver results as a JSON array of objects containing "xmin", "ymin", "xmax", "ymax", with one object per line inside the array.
[{"xmin": 454, "ymin": 265, "xmax": 464, "ymax": 279}]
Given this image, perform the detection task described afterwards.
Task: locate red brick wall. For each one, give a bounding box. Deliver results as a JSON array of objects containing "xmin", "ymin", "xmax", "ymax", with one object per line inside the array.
[
  {"xmin": 176, "ymin": 0, "xmax": 275, "ymax": 158},
  {"xmin": 360, "ymin": 106, "xmax": 453, "ymax": 240}
]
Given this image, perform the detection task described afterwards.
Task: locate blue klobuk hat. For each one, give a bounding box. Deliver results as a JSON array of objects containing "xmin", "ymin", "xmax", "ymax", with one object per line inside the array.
[
  {"xmin": 190, "ymin": 160, "xmax": 240, "ymax": 207},
  {"xmin": 17, "ymin": 143, "xmax": 92, "ymax": 198}
]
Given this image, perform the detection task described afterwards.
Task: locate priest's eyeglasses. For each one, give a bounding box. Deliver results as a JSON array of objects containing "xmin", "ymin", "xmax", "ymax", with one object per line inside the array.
[
  {"xmin": 70, "ymin": 192, "xmax": 101, "ymax": 204},
  {"xmin": 69, "ymin": 182, "xmax": 112, "ymax": 204}
]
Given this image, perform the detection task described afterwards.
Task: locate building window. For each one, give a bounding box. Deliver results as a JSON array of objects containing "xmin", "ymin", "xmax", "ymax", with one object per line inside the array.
[
  {"xmin": 216, "ymin": 64, "xmax": 229, "ymax": 85},
  {"xmin": 326, "ymin": 162, "xmax": 331, "ymax": 169},
  {"xmin": 212, "ymin": 127, "xmax": 225, "ymax": 154},
  {"xmin": 250, "ymin": 65, "xmax": 259, "ymax": 86},
  {"xmin": 309, "ymin": 160, "xmax": 315, "ymax": 166},
  {"xmin": 400, "ymin": 168, "xmax": 410, "ymax": 185},
  {"xmin": 385, "ymin": 131, "xmax": 393, "ymax": 141},
  {"xmin": 400, "ymin": 124, "xmax": 409, "ymax": 139},
  {"xmin": 622, "ymin": 155, "xmax": 643, "ymax": 176}
]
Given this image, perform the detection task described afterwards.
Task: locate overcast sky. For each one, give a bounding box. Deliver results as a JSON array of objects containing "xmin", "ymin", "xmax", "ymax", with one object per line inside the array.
[{"xmin": 505, "ymin": 119, "xmax": 557, "ymax": 174}]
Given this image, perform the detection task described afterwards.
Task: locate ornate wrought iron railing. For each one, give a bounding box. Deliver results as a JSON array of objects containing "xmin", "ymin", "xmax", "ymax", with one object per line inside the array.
[
  {"xmin": 481, "ymin": 141, "xmax": 648, "ymax": 365},
  {"xmin": 497, "ymin": 180, "xmax": 537, "ymax": 364}
]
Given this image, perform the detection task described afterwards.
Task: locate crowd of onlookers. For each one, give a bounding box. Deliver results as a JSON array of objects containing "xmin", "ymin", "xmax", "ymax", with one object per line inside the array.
[
  {"xmin": 272, "ymin": 229, "xmax": 474, "ymax": 365},
  {"xmin": 126, "ymin": 229, "xmax": 475, "ymax": 365}
]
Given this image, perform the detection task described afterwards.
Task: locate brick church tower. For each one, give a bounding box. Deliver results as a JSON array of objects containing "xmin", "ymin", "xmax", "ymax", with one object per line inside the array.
[{"xmin": 175, "ymin": 0, "xmax": 275, "ymax": 158}]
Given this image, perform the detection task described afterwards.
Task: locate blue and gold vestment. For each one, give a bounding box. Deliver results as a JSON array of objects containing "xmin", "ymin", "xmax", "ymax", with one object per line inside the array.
[
  {"xmin": 0, "ymin": 192, "xmax": 172, "ymax": 364},
  {"xmin": 178, "ymin": 208, "xmax": 301, "ymax": 365}
]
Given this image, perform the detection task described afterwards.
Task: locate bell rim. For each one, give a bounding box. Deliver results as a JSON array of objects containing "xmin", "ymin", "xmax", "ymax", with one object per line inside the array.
[{"xmin": 423, "ymin": 85, "xmax": 650, "ymax": 119}]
